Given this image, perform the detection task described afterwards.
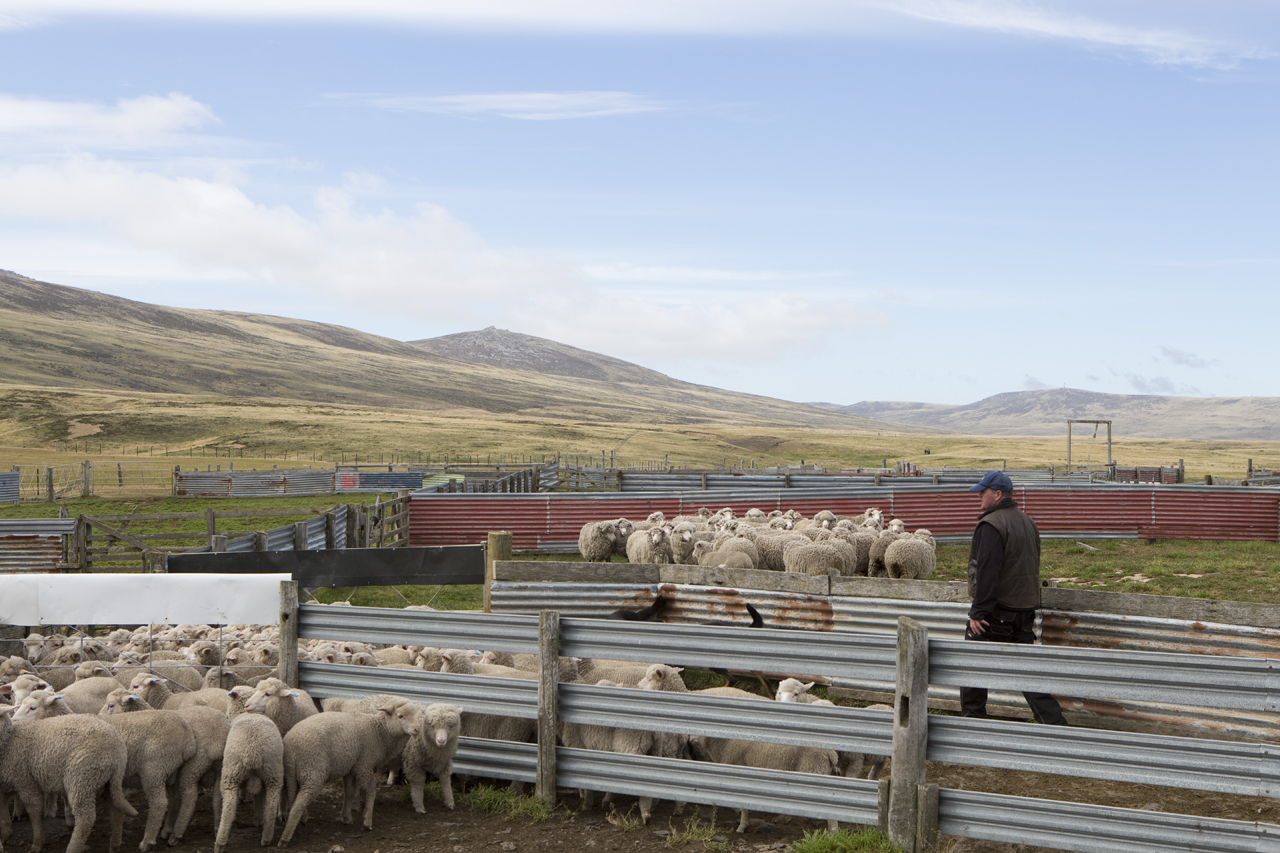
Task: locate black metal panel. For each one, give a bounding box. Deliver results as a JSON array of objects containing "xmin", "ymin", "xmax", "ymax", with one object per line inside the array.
[{"xmin": 166, "ymin": 546, "xmax": 485, "ymax": 586}]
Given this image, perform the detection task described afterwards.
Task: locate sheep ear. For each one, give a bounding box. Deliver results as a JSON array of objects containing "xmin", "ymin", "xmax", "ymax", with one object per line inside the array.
[
  {"xmin": 0, "ymin": 684, "xmax": 11, "ymax": 694},
  {"xmin": 673, "ymin": 667, "xmax": 684, "ymax": 674},
  {"xmin": 290, "ymin": 690, "xmax": 300, "ymax": 698},
  {"xmin": 450, "ymin": 704, "xmax": 463, "ymax": 715},
  {"xmin": 803, "ymin": 682, "xmax": 815, "ymax": 691}
]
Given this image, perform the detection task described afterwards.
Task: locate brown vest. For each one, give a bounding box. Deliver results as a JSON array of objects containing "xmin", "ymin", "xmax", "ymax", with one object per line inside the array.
[{"xmin": 969, "ymin": 505, "xmax": 1042, "ymax": 610}]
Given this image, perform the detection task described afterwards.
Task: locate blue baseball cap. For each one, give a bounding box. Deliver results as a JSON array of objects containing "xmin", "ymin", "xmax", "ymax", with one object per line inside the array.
[{"xmin": 970, "ymin": 471, "xmax": 1014, "ymax": 493}]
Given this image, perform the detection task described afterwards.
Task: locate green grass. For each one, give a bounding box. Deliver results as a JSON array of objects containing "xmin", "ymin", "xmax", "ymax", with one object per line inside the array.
[
  {"xmin": 459, "ymin": 784, "xmax": 563, "ymax": 822},
  {"xmin": 311, "ymin": 584, "xmax": 482, "ymax": 610},
  {"xmin": 664, "ymin": 806, "xmax": 730, "ymax": 851},
  {"xmin": 935, "ymin": 538, "xmax": 1280, "ymax": 603},
  {"xmin": 791, "ymin": 828, "xmax": 905, "ymax": 853}
]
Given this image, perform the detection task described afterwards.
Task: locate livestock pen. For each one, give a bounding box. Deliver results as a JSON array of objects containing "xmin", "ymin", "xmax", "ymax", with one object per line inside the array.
[{"xmin": 4, "ymin": 572, "xmax": 1280, "ymax": 853}]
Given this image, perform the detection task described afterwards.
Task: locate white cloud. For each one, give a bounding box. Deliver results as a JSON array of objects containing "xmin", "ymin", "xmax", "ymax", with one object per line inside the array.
[
  {"xmin": 583, "ymin": 262, "xmax": 842, "ymax": 284},
  {"xmin": 0, "ymin": 154, "xmax": 875, "ymax": 364},
  {"xmin": 6, "ymin": 1, "xmax": 1263, "ymax": 68},
  {"xmin": 0, "ymin": 93, "xmax": 220, "ymax": 153},
  {"xmin": 329, "ymin": 91, "xmax": 667, "ymax": 121},
  {"xmin": 1022, "ymin": 375, "xmax": 1051, "ymax": 390},
  {"xmin": 1159, "ymin": 346, "xmax": 1213, "ymax": 369}
]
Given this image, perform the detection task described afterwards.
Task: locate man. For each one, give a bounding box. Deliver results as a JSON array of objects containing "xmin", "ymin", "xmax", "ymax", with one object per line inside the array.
[{"xmin": 960, "ymin": 470, "xmax": 1068, "ymax": 725}]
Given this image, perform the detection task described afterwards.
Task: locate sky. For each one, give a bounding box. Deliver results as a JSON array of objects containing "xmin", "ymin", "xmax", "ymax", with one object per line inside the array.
[{"xmin": 0, "ymin": 1, "xmax": 1277, "ymax": 406}]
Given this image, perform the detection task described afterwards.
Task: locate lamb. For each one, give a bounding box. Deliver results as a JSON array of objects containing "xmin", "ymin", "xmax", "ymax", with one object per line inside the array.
[
  {"xmin": 773, "ymin": 680, "xmax": 889, "ymax": 780},
  {"xmin": 12, "ymin": 688, "xmax": 74, "ymax": 720},
  {"xmin": 867, "ymin": 529, "xmax": 904, "ymax": 578},
  {"xmin": 100, "ymin": 709, "xmax": 199, "ymax": 852},
  {"xmin": 0, "ymin": 655, "xmax": 37, "ymax": 685},
  {"xmin": 0, "ymin": 708, "xmax": 137, "ymax": 853},
  {"xmin": 755, "ymin": 532, "xmax": 810, "ymax": 572},
  {"xmin": 479, "ymin": 651, "xmax": 581, "ymax": 683},
  {"xmin": 213, "ymin": 712, "xmax": 284, "ymax": 853},
  {"xmin": 0, "ymin": 673, "xmax": 52, "ymax": 708},
  {"xmin": 398, "ymin": 703, "xmax": 463, "ymax": 813},
  {"xmin": 577, "ymin": 520, "xmax": 619, "ymax": 562},
  {"xmin": 885, "ymin": 529, "xmax": 937, "ymax": 580},
  {"xmin": 668, "ymin": 522, "xmax": 700, "ymax": 565},
  {"xmin": 687, "ymin": 735, "xmax": 840, "ymax": 834},
  {"xmin": 59, "ymin": 676, "xmax": 128, "ymax": 714},
  {"xmin": 625, "ymin": 525, "xmax": 672, "ymax": 564},
  {"xmin": 611, "ymin": 518, "xmax": 636, "ymax": 558},
  {"xmin": 782, "ymin": 540, "xmax": 847, "ymax": 577},
  {"xmin": 243, "ymin": 677, "xmax": 318, "ymax": 737},
  {"xmin": 277, "ymin": 699, "xmax": 426, "ymax": 846},
  {"xmin": 558, "ymin": 681, "xmax": 659, "ymax": 815},
  {"xmin": 713, "ymin": 535, "xmax": 760, "ymax": 568},
  {"xmin": 692, "ymin": 540, "xmax": 754, "ymax": 569}
]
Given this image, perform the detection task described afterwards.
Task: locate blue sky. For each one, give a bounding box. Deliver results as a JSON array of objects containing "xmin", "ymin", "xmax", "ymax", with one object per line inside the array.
[{"xmin": 0, "ymin": 1, "xmax": 1276, "ymax": 406}]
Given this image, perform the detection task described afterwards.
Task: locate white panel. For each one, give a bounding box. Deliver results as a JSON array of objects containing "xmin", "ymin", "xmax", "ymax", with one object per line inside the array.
[{"xmin": 0, "ymin": 574, "xmax": 291, "ymax": 626}]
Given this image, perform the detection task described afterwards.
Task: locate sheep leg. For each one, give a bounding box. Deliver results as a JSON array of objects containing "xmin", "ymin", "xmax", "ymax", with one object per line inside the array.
[
  {"xmin": 437, "ymin": 770, "xmax": 454, "ymax": 811},
  {"xmin": 214, "ymin": 783, "xmax": 240, "ymax": 853},
  {"xmin": 210, "ymin": 783, "xmax": 222, "ymax": 837},
  {"xmin": 108, "ymin": 798, "xmax": 125, "ymax": 853},
  {"xmin": 61, "ymin": 791, "xmax": 95, "ymax": 853},
  {"xmin": 259, "ymin": 779, "xmax": 282, "ymax": 847},
  {"xmin": 338, "ymin": 775, "xmax": 356, "ymax": 825},
  {"xmin": 735, "ymin": 809, "xmax": 750, "ymax": 834},
  {"xmin": 16, "ymin": 786, "xmax": 44, "ymax": 853},
  {"xmin": 638, "ymin": 797, "xmax": 653, "ymax": 825},
  {"xmin": 358, "ymin": 771, "xmax": 379, "ymax": 830},
  {"xmin": 404, "ymin": 767, "xmax": 427, "ymax": 814},
  {"xmin": 0, "ymin": 790, "xmax": 10, "ymax": 843},
  {"xmin": 277, "ymin": 782, "xmax": 319, "ymax": 847},
  {"xmin": 137, "ymin": 775, "xmax": 169, "ymax": 852},
  {"xmin": 168, "ymin": 762, "xmax": 203, "ymax": 843}
]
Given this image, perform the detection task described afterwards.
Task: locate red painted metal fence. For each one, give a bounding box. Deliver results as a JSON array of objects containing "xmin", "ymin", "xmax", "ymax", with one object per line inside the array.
[{"xmin": 409, "ymin": 486, "xmax": 1280, "ymax": 551}]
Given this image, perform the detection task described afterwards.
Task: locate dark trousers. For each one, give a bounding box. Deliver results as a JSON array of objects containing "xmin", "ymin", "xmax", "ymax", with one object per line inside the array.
[{"xmin": 960, "ymin": 608, "xmax": 1068, "ymax": 725}]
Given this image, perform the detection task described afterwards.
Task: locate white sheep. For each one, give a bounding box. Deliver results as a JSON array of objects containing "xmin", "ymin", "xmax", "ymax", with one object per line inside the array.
[
  {"xmin": 577, "ymin": 520, "xmax": 619, "ymax": 562},
  {"xmin": 693, "ymin": 540, "xmax": 754, "ymax": 569},
  {"xmin": 558, "ymin": 680, "xmax": 658, "ymax": 815},
  {"xmin": 782, "ymin": 540, "xmax": 847, "ymax": 576},
  {"xmin": 278, "ymin": 700, "xmax": 426, "ymax": 845},
  {"xmin": 773, "ymin": 680, "xmax": 886, "ymax": 780},
  {"xmin": 0, "ymin": 708, "xmax": 138, "ymax": 853},
  {"xmin": 399, "ymin": 703, "xmax": 463, "ymax": 813},
  {"xmin": 100, "ymin": 709, "xmax": 199, "ymax": 852},
  {"xmin": 214, "ymin": 712, "xmax": 284, "ymax": 853},
  {"xmin": 867, "ymin": 529, "xmax": 904, "ymax": 578},
  {"xmin": 243, "ymin": 677, "xmax": 318, "ymax": 737},
  {"xmin": 625, "ymin": 525, "xmax": 672, "ymax": 564},
  {"xmin": 885, "ymin": 529, "xmax": 936, "ymax": 580},
  {"xmin": 58, "ymin": 675, "xmax": 127, "ymax": 714},
  {"xmin": 668, "ymin": 521, "xmax": 700, "ymax": 565},
  {"xmin": 688, "ymin": 735, "xmax": 840, "ymax": 834}
]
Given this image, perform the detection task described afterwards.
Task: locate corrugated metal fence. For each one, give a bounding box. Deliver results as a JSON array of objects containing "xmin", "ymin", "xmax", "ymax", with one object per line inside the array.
[
  {"xmin": 0, "ymin": 471, "xmax": 17, "ymax": 504},
  {"xmin": 409, "ymin": 483, "xmax": 1280, "ymax": 551},
  {"xmin": 295, "ymin": 605, "xmax": 1280, "ymax": 853},
  {"xmin": 175, "ymin": 467, "xmax": 337, "ymax": 497},
  {"xmin": 0, "ymin": 518, "xmax": 75, "ymax": 573}
]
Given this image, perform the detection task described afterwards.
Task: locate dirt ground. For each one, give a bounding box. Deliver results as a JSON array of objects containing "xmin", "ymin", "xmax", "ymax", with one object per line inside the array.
[{"xmin": 6, "ymin": 757, "xmax": 1278, "ymax": 853}]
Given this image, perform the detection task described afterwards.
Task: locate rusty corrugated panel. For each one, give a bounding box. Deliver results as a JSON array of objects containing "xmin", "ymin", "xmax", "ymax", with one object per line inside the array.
[
  {"xmin": 0, "ymin": 535, "xmax": 64, "ymax": 572},
  {"xmin": 1147, "ymin": 490, "xmax": 1279, "ymax": 540},
  {"xmin": 1020, "ymin": 487, "xmax": 1152, "ymax": 536},
  {"xmin": 1042, "ymin": 610, "xmax": 1280, "ymax": 658}
]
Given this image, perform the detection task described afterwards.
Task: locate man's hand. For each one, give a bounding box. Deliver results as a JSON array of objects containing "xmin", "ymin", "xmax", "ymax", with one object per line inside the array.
[{"xmin": 968, "ymin": 617, "xmax": 988, "ymax": 636}]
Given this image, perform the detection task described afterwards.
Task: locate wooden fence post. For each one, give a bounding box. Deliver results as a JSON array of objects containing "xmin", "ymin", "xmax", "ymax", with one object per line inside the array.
[
  {"xmin": 917, "ymin": 783, "xmax": 939, "ymax": 851},
  {"xmin": 144, "ymin": 550, "xmax": 167, "ymax": 573},
  {"xmin": 279, "ymin": 581, "xmax": 299, "ymax": 687},
  {"xmin": 324, "ymin": 512, "xmax": 337, "ymax": 550},
  {"xmin": 81, "ymin": 461, "xmax": 92, "ymax": 498},
  {"xmin": 485, "ymin": 531, "xmax": 512, "ymax": 614},
  {"xmin": 254, "ymin": 531, "xmax": 269, "ymax": 551},
  {"xmin": 293, "ymin": 521, "xmax": 309, "ymax": 551},
  {"xmin": 536, "ymin": 610, "xmax": 560, "ymax": 807},
  {"xmin": 888, "ymin": 616, "xmax": 929, "ymax": 851},
  {"xmin": 210, "ymin": 535, "xmax": 227, "ymax": 552},
  {"xmin": 45, "ymin": 467, "xmax": 54, "ymax": 502}
]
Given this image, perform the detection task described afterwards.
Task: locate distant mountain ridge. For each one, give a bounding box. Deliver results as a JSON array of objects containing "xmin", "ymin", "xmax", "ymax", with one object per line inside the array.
[{"xmin": 840, "ymin": 389, "xmax": 1280, "ymax": 440}]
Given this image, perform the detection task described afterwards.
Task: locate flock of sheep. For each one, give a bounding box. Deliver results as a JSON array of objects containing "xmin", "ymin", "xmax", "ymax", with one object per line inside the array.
[
  {"xmin": 578, "ymin": 506, "xmax": 937, "ymax": 580},
  {"xmin": 1, "ymin": 613, "xmax": 887, "ymax": 851}
]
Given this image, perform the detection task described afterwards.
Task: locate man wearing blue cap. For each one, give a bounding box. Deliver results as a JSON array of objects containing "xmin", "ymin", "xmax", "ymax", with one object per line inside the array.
[{"xmin": 960, "ymin": 471, "xmax": 1068, "ymax": 725}]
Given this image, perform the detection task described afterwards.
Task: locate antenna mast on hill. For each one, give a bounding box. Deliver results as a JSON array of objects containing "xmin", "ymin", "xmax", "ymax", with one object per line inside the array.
[{"xmin": 1066, "ymin": 420, "xmax": 1112, "ymax": 471}]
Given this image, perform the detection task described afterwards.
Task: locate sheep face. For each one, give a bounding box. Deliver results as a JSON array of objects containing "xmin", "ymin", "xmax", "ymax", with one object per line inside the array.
[{"xmin": 775, "ymin": 679, "xmax": 816, "ymax": 703}]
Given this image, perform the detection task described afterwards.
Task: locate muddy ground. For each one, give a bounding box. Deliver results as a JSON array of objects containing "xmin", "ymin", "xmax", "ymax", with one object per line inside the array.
[{"xmin": 6, "ymin": 757, "xmax": 1277, "ymax": 853}]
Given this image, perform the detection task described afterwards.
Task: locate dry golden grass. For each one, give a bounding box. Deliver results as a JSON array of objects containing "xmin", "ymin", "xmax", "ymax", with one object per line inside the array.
[{"xmin": 0, "ymin": 384, "xmax": 1274, "ymax": 479}]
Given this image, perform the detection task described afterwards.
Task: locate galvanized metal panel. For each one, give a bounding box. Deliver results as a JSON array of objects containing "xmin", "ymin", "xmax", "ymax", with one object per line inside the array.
[
  {"xmin": 938, "ymin": 788, "xmax": 1280, "ymax": 853},
  {"xmin": 0, "ymin": 472, "xmax": 20, "ymax": 504},
  {"xmin": 929, "ymin": 714, "xmax": 1280, "ymax": 797},
  {"xmin": 0, "ymin": 519, "xmax": 76, "ymax": 535},
  {"xmin": 299, "ymin": 603, "xmax": 540, "ymax": 652},
  {"xmin": 175, "ymin": 468, "xmax": 336, "ymax": 498},
  {"xmin": 266, "ymin": 524, "xmax": 295, "ymax": 551},
  {"xmin": 558, "ymin": 748, "xmax": 882, "ymax": 827},
  {"xmin": 299, "ymin": 660, "xmax": 539, "ymax": 718},
  {"xmin": 224, "ymin": 534, "xmax": 257, "ymax": 553},
  {"xmin": 305, "ymin": 514, "xmax": 327, "ymax": 550}
]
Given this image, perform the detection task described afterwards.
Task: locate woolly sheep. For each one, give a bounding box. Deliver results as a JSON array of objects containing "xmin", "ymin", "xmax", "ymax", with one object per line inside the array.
[
  {"xmin": 0, "ymin": 673, "xmax": 51, "ymax": 708},
  {"xmin": 668, "ymin": 521, "xmax": 700, "ymax": 565},
  {"xmin": 558, "ymin": 681, "xmax": 658, "ymax": 815},
  {"xmin": 611, "ymin": 518, "xmax": 636, "ymax": 558},
  {"xmin": 885, "ymin": 530, "xmax": 936, "ymax": 580},
  {"xmin": 772, "ymin": 680, "xmax": 887, "ymax": 780},
  {"xmin": 214, "ymin": 713, "xmax": 284, "ymax": 853},
  {"xmin": 243, "ymin": 677, "xmax": 318, "ymax": 737},
  {"xmin": 625, "ymin": 525, "xmax": 672, "ymax": 564},
  {"xmin": 755, "ymin": 531, "xmax": 810, "ymax": 572},
  {"xmin": 0, "ymin": 708, "xmax": 137, "ymax": 853},
  {"xmin": 693, "ymin": 540, "xmax": 754, "ymax": 569},
  {"xmin": 714, "ymin": 536, "xmax": 760, "ymax": 568},
  {"xmin": 577, "ymin": 520, "xmax": 619, "ymax": 562},
  {"xmin": 11, "ymin": 688, "xmax": 73, "ymax": 721},
  {"xmin": 399, "ymin": 703, "xmax": 463, "ymax": 813},
  {"xmin": 278, "ymin": 700, "xmax": 426, "ymax": 845},
  {"xmin": 867, "ymin": 529, "xmax": 904, "ymax": 578},
  {"xmin": 782, "ymin": 540, "xmax": 847, "ymax": 577},
  {"xmin": 100, "ymin": 709, "xmax": 199, "ymax": 852},
  {"xmin": 688, "ymin": 735, "xmax": 840, "ymax": 833},
  {"xmin": 59, "ymin": 676, "xmax": 127, "ymax": 714}
]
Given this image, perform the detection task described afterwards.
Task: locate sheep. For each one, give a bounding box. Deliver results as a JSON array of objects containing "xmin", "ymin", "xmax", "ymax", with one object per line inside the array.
[
  {"xmin": 577, "ymin": 520, "xmax": 619, "ymax": 562},
  {"xmin": 773, "ymin": 680, "xmax": 889, "ymax": 780},
  {"xmin": 714, "ymin": 535, "xmax": 760, "ymax": 568},
  {"xmin": 0, "ymin": 655, "xmax": 37, "ymax": 686},
  {"xmin": 755, "ymin": 531, "xmax": 811, "ymax": 572},
  {"xmin": 782, "ymin": 540, "xmax": 847, "ymax": 577},
  {"xmin": 0, "ymin": 708, "xmax": 137, "ymax": 853},
  {"xmin": 668, "ymin": 521, "xmax": 701, "ymax": 565},
  {"xmin": 277, "ymin": 700, "xmax": 426, "ymax": 846},
  {"xmin": 203, "ymin": 667, "xmax": 248, "ymax": 692},
  {"xmin": 398, "ymin": 703, "xmax": 463, "ymax": 813},
  {"xmin": 611, "ymin": 518, "xmax": 636, "ymax": 558},
  {"xmin": 58, "ymin": 676, "xmax": 127, "ymax": 714},
  {"xmin": 243, "ymin": 677, "xmax": 318, "ymax": 737},
  {"xmin": 111, "ymin": 662, "xmax": 203, "ymax": 693},
  {"xmin": 693, "ymin": 540, "xmax": 754, "ymax": 569},
  {"xmin": 885, "ymin": 529, "xmax": 937, "ymax": 580},
  {"xmin": 100, "ymin": 709, "xmax": 199, "ymax": 852},
  {"xmin": 625, "ymin": 525, "xmax": 671, "ymax": 564},
  {"xmin": 372, "ymin": 646, "xmax": 418, "ymax": 666},
  {"xmin": 213, "ymin": 712, "xmax": 284, "ymax": 853},
  {"xmin": 479, "ymin": 651, "xmax": 581, "ymax": 683},
  {"xmin": 558, "ymin": 681, "xmax": 659, "ymax": 815},
  {"xmin": 867, "ymin": 529, "xmax": 904, "ymax": 578},
  {"xmin": 688, "ymin": 735, "xmax": 840, "ymax": 833},
  {"xmin": 12, "ymin": 688, "xmax": 74, "ymax": 720},
  {"xmin": 0, "ymin": 673, "xmax": 52, "ymax": 708}
]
